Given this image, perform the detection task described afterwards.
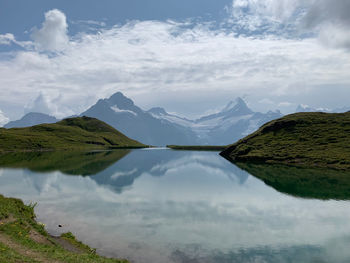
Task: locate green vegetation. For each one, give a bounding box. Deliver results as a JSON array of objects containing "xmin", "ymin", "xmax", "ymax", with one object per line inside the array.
[
  {"xmin": 0, "ymin": 194, "xmax": 128, "ymax": 263},
  {"xmin": 236, "ymin": 162, "xmax": 350, "ymax": 200},
  {"xmin": 221, "ymin": 112, "xmax": 350, "ymax": 170},
  {"xmin": 167, "ymin": 145, "xmax": 227, "ymax": 151},
  {"xmin": 0, "ymin": 150, "xmax": 130, "ymax": 176},
  {"xmin": 0, "ymin": 116, "xmax": 147, "ymax": 153}
]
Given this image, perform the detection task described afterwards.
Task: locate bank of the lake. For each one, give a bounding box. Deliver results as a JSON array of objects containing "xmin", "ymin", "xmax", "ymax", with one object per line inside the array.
[
  {"xmin": 167, "ymin": 145, "xmax": 227, "ymax": 151},
  {"xmin": 221, "ymin": 112, "xmax": 350, "ymax": 170},
  {"xmin": 0, "ymin": 194, "xmax": 128, "ymax": 263}
]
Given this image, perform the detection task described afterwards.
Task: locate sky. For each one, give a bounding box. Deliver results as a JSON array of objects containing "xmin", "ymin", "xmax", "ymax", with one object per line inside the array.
[{"xmin": 0, "ymin": 0, "xmax": 350, "ymax": 124}]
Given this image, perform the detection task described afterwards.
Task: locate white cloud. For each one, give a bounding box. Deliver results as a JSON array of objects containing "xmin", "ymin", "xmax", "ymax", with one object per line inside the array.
[
  {"xmin": 318, "ymin": 23, "xmax": 350, "ymax": 50},
  {"xmin": 0, "ymin": 33, "xmax": 15, "ymax": 45},
  {"xmin": 0, "ymin": 109, "xmax": 9, "ymax": 127},
  {"xmin": 25, "ymin": 93, "xmax": 51, "ymax": 115},
  {"xmin": 0, "ymin": 9, "xmax": 350, "ymax": 119},
  {"xmin": 229, "ymin": 0, "xmax": 350, "ymax": 50},
  {"xmin": 278, "ymin": 102, "xmax": 293, "ymax": 107},
  {"xmin": 228, "ymin": 0, "xmax": 309, "ymax": 34},
  {"xmin": 259, "ymin": 98, "xmax": 274, "ymax": 105},
  {"xmin": 231, "ymin": 0, "xmax": 305, "ymax": 22},
  {"xmin": 302, "ymin": 0, "xmax": 350, "ymax": 50},
  {"xmin": 31, "ymin": 9, "xmax": 69, "ymax": 52}
]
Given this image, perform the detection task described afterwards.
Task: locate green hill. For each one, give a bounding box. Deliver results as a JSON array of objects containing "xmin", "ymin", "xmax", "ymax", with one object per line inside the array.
[
  {"xmin": 221, "ymin": 112, "xmax": 350, "ymax": 170},
  {"xmin": 0, "ymin": 116, "xmax": 146, "ymax": 152}
]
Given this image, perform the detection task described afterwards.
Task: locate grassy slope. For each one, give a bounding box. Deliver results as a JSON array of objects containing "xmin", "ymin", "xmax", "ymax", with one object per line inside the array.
[
  {"xmin": 221, "ymin": 112, "xmax": 350, "ymax": 170},
  {"xmin": 236, "ymin": 162, "xmax": 350, "ymax": 200},
  {"xmin": 0, "ymin": 194, "xmax": 128, "ymax": 263},
  {"xmin": 0, "ymin": 150, "xmax": 130, "ymax": 176},
  {"xmin": 167, "ymin": 145, "xmax": 227, "ymax": 151},
  {"xmin": 0, "ymin": 116, "xmax": 146, "ymax": 152}
]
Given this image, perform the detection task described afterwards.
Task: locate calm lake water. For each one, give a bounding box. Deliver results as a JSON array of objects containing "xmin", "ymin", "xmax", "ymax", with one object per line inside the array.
[{"xmin": 1, "ymin": 149, "xmax": 350, "ymax": 263}]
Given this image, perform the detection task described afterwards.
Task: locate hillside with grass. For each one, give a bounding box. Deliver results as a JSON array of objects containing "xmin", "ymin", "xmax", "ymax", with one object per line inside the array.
[
  {"xmin": 0, "ymin": 116, "xmax": 146, "ymax": 152},
  {"xmin": 0, "ymin": 194, "xmax": 128, "ymax": 263},
  {"xmin": 221, "ymin": 112, "xmax": 350, "ymax": 170}
]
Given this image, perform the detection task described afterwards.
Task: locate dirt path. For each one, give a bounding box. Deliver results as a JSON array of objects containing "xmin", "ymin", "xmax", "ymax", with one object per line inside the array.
[
  {"xmin": 51, "ymin": 236, "xmax": 83, "ymax": 254},
  {"xmin": 0, "ymin": 215, "xmax": 15, "ymax": 225}
]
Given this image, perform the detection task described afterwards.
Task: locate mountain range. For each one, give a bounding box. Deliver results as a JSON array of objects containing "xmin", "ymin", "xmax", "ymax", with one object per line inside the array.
[
  {"xmin": 148, "ymin": 97, "xmax": 282, "ymax": 145},
  {"xmin": 4, "ymin": 112, "xmax": 58, "ymax": 129},
  {"xmin": 3, "ymin": 92, "xmax": 283, "ymax": 146}
]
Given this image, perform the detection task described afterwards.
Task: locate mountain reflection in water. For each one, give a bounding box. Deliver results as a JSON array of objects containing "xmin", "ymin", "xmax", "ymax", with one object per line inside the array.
[{"xmin": 0, "ymin": 149, "xmax": 350, "ymax": 263}]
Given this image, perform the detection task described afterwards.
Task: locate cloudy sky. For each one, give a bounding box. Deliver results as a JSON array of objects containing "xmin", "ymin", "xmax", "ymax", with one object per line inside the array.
[{"xmin": 0, "ymin": 0, "xmax": 349, "ymax": 124}]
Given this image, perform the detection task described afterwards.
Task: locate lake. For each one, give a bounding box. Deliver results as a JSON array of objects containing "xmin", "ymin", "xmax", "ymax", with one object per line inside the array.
[{"xmin": 0, "ymin": 149, "xmax": 350, "ymax": 263}]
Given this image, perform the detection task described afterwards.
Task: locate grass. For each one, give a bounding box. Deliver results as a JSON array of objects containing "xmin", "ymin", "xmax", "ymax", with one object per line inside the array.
[
  {"xmin": 0, "ymin": 150, "xmax": 130, "ymax": 176},
  {"xmin": 0, "ymin": 194, "xmax": 128, "ymax": 263},
  {"xmin": 167, "ymin": 145, "xmax": 228, "ymax": 151},
  {"xmin": 0, "ymin": 116, "xmax": 147, "ymax": 153},
  {"xmin": 221, "ymin": 112, "xmax": 350, "ymax": 170},
  {"xmin": 236, "ymin": 162, "xmax": 350, "ymax": 200}
]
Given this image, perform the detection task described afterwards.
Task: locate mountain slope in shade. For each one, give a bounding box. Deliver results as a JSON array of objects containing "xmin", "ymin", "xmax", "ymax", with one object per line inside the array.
[
  {"xmin": 4, "ymin": 112, "xmax": 58, "ymax": 128},
  {"xmin": 149, "ymin": 97, "xmax": 283, "ymax": 145},
  {"xmin": 81, "ymin": 92, "xmax": 198, "ymax": 146}
]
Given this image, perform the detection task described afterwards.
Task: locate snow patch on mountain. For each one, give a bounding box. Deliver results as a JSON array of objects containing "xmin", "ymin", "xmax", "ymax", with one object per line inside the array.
[{"xmin": 111, "ymin": 105, "xmax": 137, "ymax": 116}]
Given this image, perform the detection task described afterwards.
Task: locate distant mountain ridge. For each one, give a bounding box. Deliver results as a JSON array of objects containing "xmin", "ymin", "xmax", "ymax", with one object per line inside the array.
[
  {"xmin": 4, "ymin": 92, "xmax": 285, "ymax": 146},
  {"xmin": 149, "ymin": 97, "xmax": 282, "ymax": 145},
  {"xmin": 4, "ymin": 112, "xmax": 58, "ymax": 128},
  {"xmin": 295, "ymin": 104, "xmax": 350, "ymax": 113}
]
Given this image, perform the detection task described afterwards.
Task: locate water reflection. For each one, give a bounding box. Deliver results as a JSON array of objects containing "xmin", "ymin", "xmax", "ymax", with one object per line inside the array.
[
  {"xmin": 0, "ymin": 150, "xmax": 130, "ymax": 176},
  {"xmin": 236, "ymin": 162, "xmax": 350, "ymax": 200},
  {"xmin": 0, "ymin": 149, "xmax": 350, "ymax": 263}
]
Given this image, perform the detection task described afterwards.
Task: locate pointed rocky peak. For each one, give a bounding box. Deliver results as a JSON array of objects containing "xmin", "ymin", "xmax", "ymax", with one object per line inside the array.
[
  {"xmin": 107, "ymin": 92, "xmax": 135, "ymax": 109},
  {"xmin": 148, "ymin": 107, "xmax": 168, "ymax": 116},
  {"xmin": 222, "ymin": 97, "xmax": 253, "ymax": 115}
]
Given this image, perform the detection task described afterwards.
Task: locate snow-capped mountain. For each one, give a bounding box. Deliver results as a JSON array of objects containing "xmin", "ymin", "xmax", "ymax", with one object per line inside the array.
[
  {"xmin": 147, "ymin": 107, "xmax": 194, "ymax": 127},
  {"xmin": 149, "ymin": 97, "xmax": 283, "ymax": 145},
  {"xmin": 4, "ymin": 93, "xmax": 283, "ymax": 146},
  {"xmin": 80, "ymin": 92, "xmax": 198, "ymax": 146},
  {"xmin": 4, "ymin": 112, "xmax": 58, "ymax": 128},
  {"xmin": 295, "ymin": 104, "xmax": 350, "ymax": 114},
  {"xmin": 295, "ymin": 104, "xmax": 332, "ymax": 113}
]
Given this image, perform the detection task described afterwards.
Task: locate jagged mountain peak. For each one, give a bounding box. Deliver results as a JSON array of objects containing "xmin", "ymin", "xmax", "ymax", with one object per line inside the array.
[
  {"xmin": 107, "ymin": 92, "xmax": 135, "ymax": 109},
  {"xmin": 222, "ymin": 97, "xmax": 251, "ymax": 113}
]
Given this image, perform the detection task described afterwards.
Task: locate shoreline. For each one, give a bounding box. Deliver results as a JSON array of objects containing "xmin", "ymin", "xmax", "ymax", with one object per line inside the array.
[
  {"xmin": 0, "ymin": 146, "xmax": 150, "ymax": 154},
  {"xmin": 167, "ymin": 145, "xmax": 227, "ymax": 151},
  {"xmin": 0, "ymin": 194, "xmax": 129, "ymax": 263}
]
